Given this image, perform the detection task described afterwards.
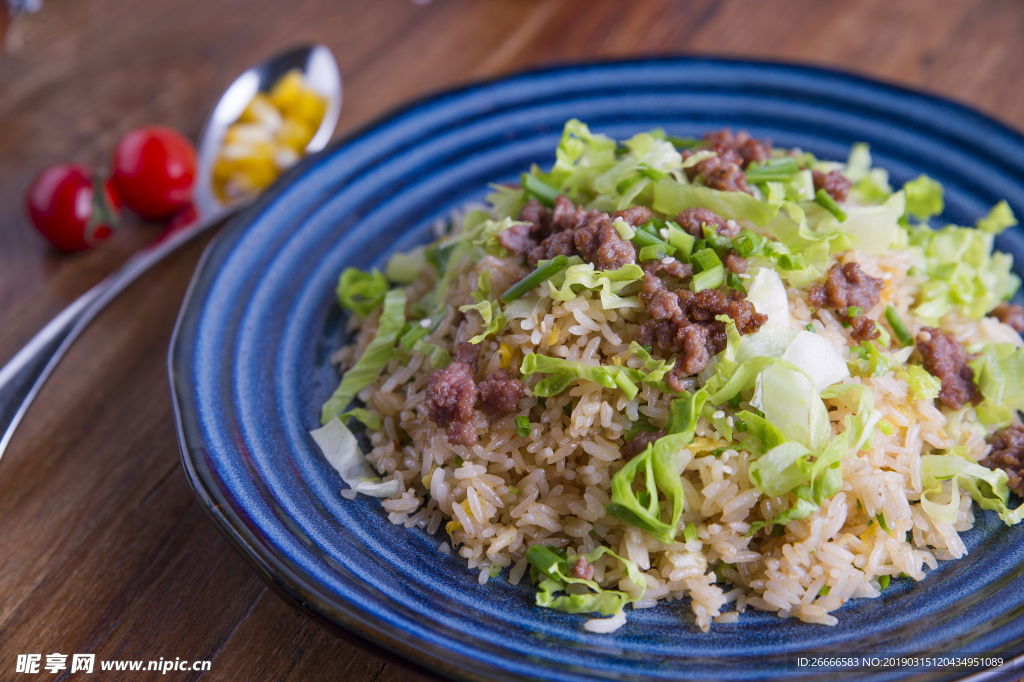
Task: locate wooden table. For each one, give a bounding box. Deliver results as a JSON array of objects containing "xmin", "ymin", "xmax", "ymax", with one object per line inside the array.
[{"xmin": 2, "ymin": 1, "xmax": 1024, "ymax": 679}]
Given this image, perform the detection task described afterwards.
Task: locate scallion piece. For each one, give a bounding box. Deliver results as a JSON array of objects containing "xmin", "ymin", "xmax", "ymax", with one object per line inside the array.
[
  {"xmin": 731, "ymin": 230, "xmax": 763, "ymax": 257},
  {"xmin": 726, "ymin": 272, "xmax": 745, "ymax": 291},
  {"xmin": 667, "ymin": 135, "xmax": 703, "ymax": 149},
  {"xmin": 501, "ymin": 255, "xmax": 571, "ymax": 302},
  {"xmin": 745, "ymin": 157, "xmax": 800, "ymax": 183},
  {"xmin": 815, "ymin": 188, "xmax": 848, "ymax": 222},
  {"xmin": 631, "ymin": 229, "xmax": 676, "ymax": 255},
  {"xmin": 521, "ymin": 172, "xmax": 560, "ymax": 207},
  {"xmin": 639, "ymin": 244, "xmax": 667, "ymax": 261},
  {"xmin": 691, "ymin": 248, "xmax": 722, "ymax": 272},
  {"xmin": 691, "ymin": 264, "xmax": 724, "ymax": 292},
  {"xmin": 613, "ymin": 218, "xmax": 636, "ymax": 240},
  {"xmin": 515, "ymin": 415, "xmax": 531, "ymax": 437},
  {"xmin": 664, "ymin": 221, "xmax": 695, "ymax": 258},
  {"xmin": 805, "ymin": 323, "xmax": 815, "ymax": 332},
  {"xmin": 876, "ymin": 513, "xmax": 890, "ymax": 533},
  {"xmin": 879, "ymin": 420, "xmax": 894, "ymax": 436},
  {"xmin": 885, "ymin": 305, "xmax": 914, "ymax": 347},
  {"xmin": 879, "ymin": 574, "xmax": 890, "ymax": 590},
  {"xmin": 399, "ymin": 324, "xmax": 430, "ymax": 349},
  {"xmin": 683, "ymin": 522, "xmax": 698, "ymax": 542},
  {"xmin": 508, "ymin": 485, "xmax": 519, "ymax": 495},
  {"xmin": 847, "ymin": 306, "xmax": 863, "ymax": 318}
]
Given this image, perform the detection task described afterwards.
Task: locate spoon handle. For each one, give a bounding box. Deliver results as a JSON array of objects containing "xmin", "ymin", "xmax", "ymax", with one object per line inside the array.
[{"xmin": 0, "ymin": 207, "xmax": 234, "ymax": 459}]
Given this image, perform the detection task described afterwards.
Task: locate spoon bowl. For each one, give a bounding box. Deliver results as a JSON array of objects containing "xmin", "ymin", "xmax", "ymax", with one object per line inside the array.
[
  {"xmin": 193, "ymin": 45, "xmax": 342, "ymax": 218},
  {"xmin": 0, "ymin": 45, "xmax": 342, "ymax": 459}
]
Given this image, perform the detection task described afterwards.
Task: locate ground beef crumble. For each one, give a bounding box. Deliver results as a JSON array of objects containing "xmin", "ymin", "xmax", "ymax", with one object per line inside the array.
[
  {"xmin": 621, "ymin": 429, "xmax": 666, "ymax": 459},
  {"xmin": 425, "ymin": 342, "xmax": 480, "ymax": 447},
  {"xmin": 809, "ymin": 262, "xmax": 885, "ymax": 341},
  {"xmin": 676, "ymin": 207, "xmax": 728, "ymax": 238},
  {"xmin": 989, "ymin": 303, "xmax": 1024, "ymax": 334},
  {"xmin": 982, "ymin": 423, "xmax": 1024, "ymax": 494},
  {"xmin": 642, "ymin": 258, "xmax": 693, "ymax": 280},
  {"xmin": 724, "ymin": 249, "xmax": 748, "ymax": 274},
  {"xmin": 916, "ymin": 327, "xmax": 979, "ymax": 409},
  {"xmin": 571, "ymin": 555, "xmax": 595, "ymax": 581},
  {"xmin": 812, "ymin": 169, "xmax": 852, "ymax": 203},
  {"xmin": 517, "ymin": 196, "xmax": 637, "ymax": 270},
  {"xmin": 638, "ymin": 271, "xmax": 766, "ymax": 378},
  {"xmin": 477, "ymin": 369, "xmax": 527, "ymax": 416}
]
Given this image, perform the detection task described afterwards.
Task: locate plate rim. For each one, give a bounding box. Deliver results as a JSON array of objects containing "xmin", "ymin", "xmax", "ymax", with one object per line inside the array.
[{"xmin": 168, "ymin": 55, "xmax": 1024, "ymax": 682}]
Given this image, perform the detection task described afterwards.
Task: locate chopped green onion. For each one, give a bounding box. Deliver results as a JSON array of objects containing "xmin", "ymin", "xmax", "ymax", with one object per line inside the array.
[
  {"xmin": 879, "ymin": 420, "xmax": 894, "ymax": 436},
  {"xmin": 399, "ymin": 324, "xmax": 430, "ymax": 349},
  {"xmin": 691, "ymin": 265, "xmax": 724, "ymax": 292},
  {"xmin": 771, "ymin": 524, "xmax": 785, "ymax": 537},
  {"xmin": 805, "ymin": 323, "xmax": 815, "ymax": 332},
  {"xmin": 879, "ymin": 574, "xmax": 890, "ymax": 590},
  {"xmin": 731, "ymin": 230, "xmax": 763, "ymax": 257},
  {"xmin": 667, "ymin": 135, "xmax": 703, "ymax": 149},
  {"xmin": 815, "ymin": 188, "xmax": 848, "ymax": 222},
  {"xmin": 641, "ymin": 345, "xmax": 653, "ymax": 353},
  {"xmin": 639, "ymin": 244, "xmax": 667, "ymax": 261},
  {"xmin": 613, "ymin": 218, "xmax": 636, "ymax": 240},
  {"xmin": 885, "ymin": 305, "xmax": 914, "ymax": 348},
  {"xmin": 631, "ymin": 229, "xmax": 676, "ymax": 255},
  {"xmin": 745, "ymin": 157, "xmax": 800, "ymax": 183},
  {"xmin": 489, "ymin": 564, "xmax": 502, "ymax": 578},
  {"xmin": 701, "ymin": 225, "xmax": 734, "ymax": 252},
  {"xmin": 726, "ymin": 272, "xmax": 745, "ymax": 291},
  {"xmin": 454, "ymin": 455, "xmax": 464, "ymax": 467},
  {"xmin": 508, "ymin": 485, "xmax": 519, "ymax": 496},
  {"xmin": 876, "ymin": 513, "xmax": 890, "ymax": 533},
  {"xmin": 501, "ymin": 255, "xmax": 571, "ymax": 302},
  {"xmin": 728, "ymin": 393, "xmax": 743, "ymax": 408},
  {"xmin": 692, "ymin": 238, "xmax": 706, "ymax": 252},
  {"xmin": 683, "ymin": 522, "xmax": 698, "ymax": 542},
  {"xmin": 665, "ymin": 221, "xmax": 695, "ymax": 258},
  {"xmin": 521, "ymin": 172, "xmax": 559, "ymax": 207},
  {"xmin": 691, "ymin": 248, "xmax": 722, "ymax": 272},
  {"xmin": 515, "ymin": 415, "xmax": 531, "ymax": 437},
  {"xmin": 847, "ymin": 306, "xmax": 863, "ymax": 318},
  {"xmin": 819, "ymin": 585, "xmax": 831, "ymax": 596},
  {"xmin": 637, "ymin": 163, "xmax": 667, "ymax": 181}
]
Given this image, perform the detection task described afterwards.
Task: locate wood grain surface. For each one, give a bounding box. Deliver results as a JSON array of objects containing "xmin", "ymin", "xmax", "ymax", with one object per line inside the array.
[{"xmin": 2, "ymin": 1, "xmax": 1024, "ymax": 679}]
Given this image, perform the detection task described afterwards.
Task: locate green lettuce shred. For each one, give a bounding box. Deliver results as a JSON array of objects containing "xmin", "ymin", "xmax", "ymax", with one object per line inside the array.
[
  {"xmin": 652, "ymin": 179, "xmax": 780, "ymax": 226},
  {"xmin": 520, "ymin": 348, "xmax": 673, "ymax": 400},
  {"xmin": 969, "ymin": 344, "xmax": 1024, "ymax": 427},
  {"xmin": 321, "ymin": 289, "xmax": 407, "ymax": 423},
  {"xmin": 903, "ymin": 174, "xmax": 944, "ymax": 222},
  {"xmin": 526, "ymin": 545, "xmax": 647, "ymax": 616},
  {"xmin": 921, "ymin": 454, "xmax": 1024, "ymax": 526},
  {"xmin": 976, "ymin": 200, "xmax": 1017, "ymax": 234},
  {"xmin": 548, "ymin": 263, "xmax": 645, "ymax": 309},
  {"xmin": 337, "ymin": 267, "xmax": 388, "ymax": 317},
  {"xmin": 897, "ymin": 364, "xmax": 941, "ymax": 402}
]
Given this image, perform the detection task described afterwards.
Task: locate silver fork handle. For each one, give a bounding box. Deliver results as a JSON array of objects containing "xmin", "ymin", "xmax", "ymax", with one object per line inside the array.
[{"xmin": 0, "ymin": 208, "xmax": 232, "ymax": 458}]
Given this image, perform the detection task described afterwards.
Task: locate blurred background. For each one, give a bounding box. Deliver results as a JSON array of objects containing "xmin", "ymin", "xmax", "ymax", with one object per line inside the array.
[{"xmin": 1, "ymin": 1, "xmax": 1023, "ymax": 680}]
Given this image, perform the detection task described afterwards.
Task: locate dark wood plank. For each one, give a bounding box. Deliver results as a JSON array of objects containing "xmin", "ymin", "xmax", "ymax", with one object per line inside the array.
[{"xmin": 2, "ymin": 1, "xmax": 1024, "ymax": 681}]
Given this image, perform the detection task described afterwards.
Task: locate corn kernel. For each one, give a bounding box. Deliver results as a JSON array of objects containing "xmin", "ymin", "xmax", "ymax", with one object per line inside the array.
[
  {"xmin": 268, "ymin": 70, "xmax": 306, "ymax": 111},
  {"xmin": 499, "ymin": 343, "xmax": 512, "ymax": 369},
  {"xmin": 276, "ymin": 116, "xmax": 315, "ymax": 152},
  {"xmin": 287, "ymin": 89, "xmax": 327, "ymax": 129},
  {"xmin": 238, "ymin": 93, "xmax": 282, "ymax": 131}
]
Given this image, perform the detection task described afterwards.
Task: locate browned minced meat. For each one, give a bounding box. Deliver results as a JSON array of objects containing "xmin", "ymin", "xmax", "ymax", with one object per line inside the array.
[
  {"xmin": 611, "ymin": 206, "xmax": 652, "ymax": 226},
  {"xmin": 621, "ymin": 429, "xmax": 665, "ymax": 459},
  {"xmin": 477, "ymin": 369, "xmax": 527, "ymax": 416},
  {"xmin": 517, "ymin": 195, "xmax": 587, "ymax": 243},
  {"xmin": 551, "ymin": 195, "xmax": 588, "ymax": 232},
  {"xmin": 642, "ymin": 258, "xmax": 693, "ymax": 280},
  {"xmin": 724, "ymin": 249, "xmax": 748, "ymax": 274},
  {"xmin": 675, "ymin": 207, "xmax": 732, "ymax": 238},
  {"xmin": 573, "ymin": 211, "xmax": 636, "ymax": 270},
  {"xmin": 528, "ymin": 230, "xmax": 577, "ymax": 267},
  {"xmin": 990, "ymin": 303, "xmax": 1024, "ymax": 334},
  {"xmin": 497, "ymin": 221, "xmax": 536, "ymax": 255},
  {"xmin": 848, "ymin": 315, "xmax": 881, "ymax": 342},
  {"xmin": 682, "ymin": 148, "xmax": 751, "ymax": 194},
  {"xmin": 917, "ymin": 327, "xmax": 978, "ymax": 410},
  {"xmin": 571, "ymin": 555, "xmax": 596, "ymax": 581},
  {"xmin": 638, "ymin": 274, "xmax": 765, "ymax": 377},
  {"xmin": 687, "ymin": 288, "xmax": 768, "ymax": 335},
  {"xmin": 824, "ymin": 262, "xmax": 884, "ymax": 312},
  {"xmin": 807, "ymin": 284, "xmax": 827, "ymax": 310},
  {"xmin": 704, "ymin": 129, "xmax": 773, "ymax": 169},
  {"xmin": 812, "ymin": 170, "xmax": 852, "ymax": 203},
  {"xmin": 981, "ymin": 423, "xmax": 1024, "ymax": 494},
  {"xmin": 425, "ymin": 343, "xmax": 479, "ymax": 446}
]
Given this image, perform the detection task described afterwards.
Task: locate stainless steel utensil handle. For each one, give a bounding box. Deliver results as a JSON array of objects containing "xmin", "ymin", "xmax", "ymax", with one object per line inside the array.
[{"xmin": 0, "ymin": 208, "xmax": 230, "ymax": 458}]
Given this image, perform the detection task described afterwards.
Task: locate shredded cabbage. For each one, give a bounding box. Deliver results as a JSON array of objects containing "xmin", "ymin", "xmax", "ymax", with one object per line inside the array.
[
  {"xmin": 976, "ymin": 200, "xmax": 1018, "ymax": 234},
  {"xmin": 321, "ymin": 289, "xmax": 407, "ymax": 423},
  {"xmin": 533, "ymin": 119, "xmax": 619, "ymax": 204},
  {"xmin": 310, "ymin": 418, "xmax": 401, "ymax": 498},
  {"xmin": 969, "ymin": 344, "xmax": 1024, "ymax": 427},
  {"xmin": 921, "ymin": 454, "xmax": 1024, "ymax": 526},
  {"xmin": 903, "ymin": 175, "xmax": 944, "ymax": 222},
  {"xmin": 652, "ymin": 178, "xmax": 780, "ymax": 226},
  {"xmin": 336, "ymin": 267, "xmax": 388, "ymax": 317},
  {"xmin": 384, "ymin": 247, "xmax": 426, "ymax": 285},
  {"xmin": 526, "ymin": 545, "xmax": 647, "ymax": 616},
  {"xmin": 548, "ymin": 263, "xmax": 644, "ymax": 309}
]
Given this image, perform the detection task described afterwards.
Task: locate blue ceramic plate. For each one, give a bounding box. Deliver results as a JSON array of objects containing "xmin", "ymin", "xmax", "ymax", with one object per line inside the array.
[{"xmin": 169, "ymin": 59, "xmax": 1024, "ymax": 682}]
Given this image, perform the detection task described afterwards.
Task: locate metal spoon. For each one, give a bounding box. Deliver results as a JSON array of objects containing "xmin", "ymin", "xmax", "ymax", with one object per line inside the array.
[{"xmin": 0, "ymin": 44, "xmax": 342, "ymax": 459}]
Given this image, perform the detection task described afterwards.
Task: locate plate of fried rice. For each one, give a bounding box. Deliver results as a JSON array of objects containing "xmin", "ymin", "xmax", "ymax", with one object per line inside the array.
[{"xmin": 170, "ymin": 59, "xmax": 1024, "ymax": 681}]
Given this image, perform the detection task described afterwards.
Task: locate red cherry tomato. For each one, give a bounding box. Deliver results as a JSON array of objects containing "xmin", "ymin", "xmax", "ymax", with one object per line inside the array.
[
  {"xmin": 25, "ymin": 164, "xmax": 122, "ymax": 253},
  {"xmin": 111, "ymin": 126, "xmax": 197, "ymax": 220}
]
